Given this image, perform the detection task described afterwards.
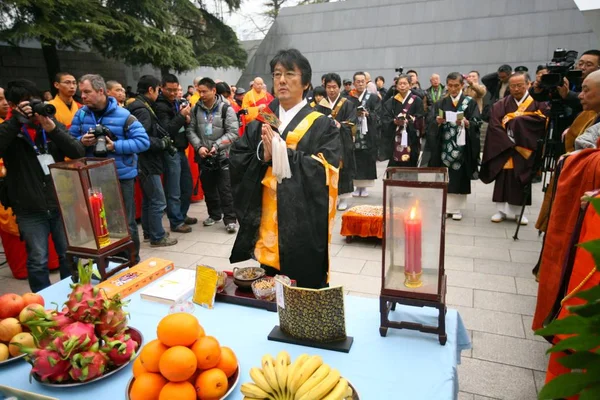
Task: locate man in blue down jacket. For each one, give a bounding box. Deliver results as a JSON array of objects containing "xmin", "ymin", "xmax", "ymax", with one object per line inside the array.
[{"xmin": 70, "ymin": 74, "xmax": 150, "ymax": 263}]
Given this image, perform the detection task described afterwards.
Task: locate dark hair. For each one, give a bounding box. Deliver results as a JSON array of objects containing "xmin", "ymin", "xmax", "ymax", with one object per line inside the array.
[
  {"xmin": 198, "ymin": 77, "xmax": 216, "ymax": 90},
  {"xmin": 395, "ymin": 74, "xmax": 410, "ymax": 84},
  {"xmin": 5, "ymin": 79, "xmax": 40, "ymax": 104},
  {"xmin": 323, "ymin": 73, "xmax": 341, "ymax": 88},
  {"xmin": 313, "ymin": 86, "xmax": 326, "ymax": 98},
  {"xmin": 510, "ymin": 71, "xmax": 531, "ymax": 83},
  {"xmin": 582, "ymin": 49, "xmax": 600, "ymax": 62},
  {"xmin": 469, "ymin": 70, "xmax": 480, "ymax": 77},
  {"xmin": 269, "ymin": 48, "xmax": 312, "ymax": 87},
  {"xmin": 353, "ymin": 71, "xmax": 366, "ymax": 81},
  {"xmin": 321, "ymin": 74, "xmax": 327, "ymax": 82},
  {"xmin": 375, "ymin": 76, "xmax": 385, "ymax": 84},
  {"xmin": 54, "ymin": 72, "xmax": 75, "ymax": 83},
  {"xmin": 498, "ymin": 64, "xmax": 512, "ymax": 74},
  {"xmin": 536, "ymin": 65, "xmax": 547, "ymax": 73},
  {"xmin": 406, "ymin": 69, "xmax": 418, "ymax": 76},
  {"xmin": 161, "ymin": 73, "xmax": 179, "ymax": 86},
  {"xmin": 187, "ymin": 85, "xmax": 194, "ymax": 89},
  {"xmin": 216, "ymin": 82, "xmax": 231, "ymax": 97},
  {"xmin": 137, "ymin": 75, "xmax": 160, "ymax": 95},
  {"xmin": 446, "ymin": 72, "xmax": 464, "ymax": 84}
]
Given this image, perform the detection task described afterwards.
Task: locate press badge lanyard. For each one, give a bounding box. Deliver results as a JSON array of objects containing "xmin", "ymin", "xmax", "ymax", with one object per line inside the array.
[
  {"xmin": 204, "ymin": 108, "xmax": 218, "ymax": 136},
  {"xmin": 22, "ymin": 125, "xmax": 53, "ymax": 175}
]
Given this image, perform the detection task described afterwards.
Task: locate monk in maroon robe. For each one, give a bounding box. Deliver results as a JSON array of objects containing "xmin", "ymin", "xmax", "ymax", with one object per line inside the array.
[{"xmin": 480, "ymin": 72, "xmax": 548, "ymax": 225}]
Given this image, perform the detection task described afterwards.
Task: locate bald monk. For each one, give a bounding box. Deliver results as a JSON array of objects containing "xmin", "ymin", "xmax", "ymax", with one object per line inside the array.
[{"xmin": 242, "ymin": 77, "xmax": 274, "ymax": 123}]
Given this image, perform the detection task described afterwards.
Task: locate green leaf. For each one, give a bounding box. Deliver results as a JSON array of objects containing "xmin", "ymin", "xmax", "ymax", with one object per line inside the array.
[
  {"xmin": 557, "ymin": 351, "xmax": 600, "ymax": 369},
  {"xmin": 569, "ymin": 301, "xmax": 600, "ymax": 318},
  {"xmin": 577, "ymin": 239, "xmax": 600, "ymax": 268},
  {"xmin": 538, "ymin": 372, "xmax": 596, "ymax": 399},
  {"xmin": 576, "ymin": 285, "xmax": 600, "ymax": 302},
  {"xmin": 587, "ymin": 196, "xmax": 600, "ymax": 216},
  {"xmin": 579, "ymin": 382, "xmax": 600, "ymax": 400},
  {"xmin": 536, "ymin": 315, "xmax": 593, "ymax": 336},
  {"xmin": 548, "ymin": 334, "xmax": 600, "ymax": 353}
]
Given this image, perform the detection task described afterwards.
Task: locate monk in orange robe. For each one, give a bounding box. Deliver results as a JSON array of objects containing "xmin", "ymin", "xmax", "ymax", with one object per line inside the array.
[
  {"xmin": 241, "ymin": 77, "xmax": 274, "ymax": 123},
  {"xmin": 48, "ymin": 72, "xmax": 81, "ymax": 128}
]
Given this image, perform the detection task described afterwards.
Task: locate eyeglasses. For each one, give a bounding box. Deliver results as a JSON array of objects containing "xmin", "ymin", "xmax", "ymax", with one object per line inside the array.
[
  {"xmin": 509, "ymin": 83, "xmax": 527, "ymax": 89},
  {"xmin": 60, "ymin": 81, "xmax": 77, "ymax": 86},
  {"xmin": 162, "ymin": 88, "xmax": 178, "ymax": 93},
  {"xmin": 272, "ymin": 71, "xmax": 300, "ymax": 80}
]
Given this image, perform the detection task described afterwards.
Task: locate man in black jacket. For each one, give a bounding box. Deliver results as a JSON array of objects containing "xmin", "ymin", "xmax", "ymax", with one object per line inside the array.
[
  {"xmin": 154, "ymin": 74, "xmax": 195, "ymax": 234},
  {"xmin": 127, "ymin": 75, "xmax": 177, "ymax": 247},
  {"xmin": 482, "ymin": 64, "xmax": 512, "ymax": 103},
  {"xmin": 0, "ymin": 79, "xmax": 85, "ymax": 292}
]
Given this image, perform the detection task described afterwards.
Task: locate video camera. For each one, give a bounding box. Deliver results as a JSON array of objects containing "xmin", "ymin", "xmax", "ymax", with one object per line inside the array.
[
  {"xmin": 90, "ymin": 124, "xmax": 115, "ymax": 158},
  {"xmin": 395, "ymin": 67, "xmax": 404, "ymax": 75},
  {"xmin": 539, "ymin": 48, "xmax": 582, "ymax": 89}
]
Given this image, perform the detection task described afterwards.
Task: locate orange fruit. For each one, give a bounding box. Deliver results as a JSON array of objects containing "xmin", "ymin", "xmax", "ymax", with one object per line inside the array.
[
  {"xmin": 132, "ymin": 356, "xmax": 147, "ymax": 378},
  {"xmin": 215, "ymin": 347, "xmax": 237, "ymax": 378},
  {"xmin": 190, "ymin": 336, "xmax": 221, "ymax": 370},
  {"xmin": 159, "ymin": 346, "xmax": 198, "ymax": 382},
  {"xmin": 194, "ymin": 368, "xmax": 228, "ymax": 400},
  {"xmin": 159, "ymin": 381, "xmax": 196, "ymax": 400},
  {"xmin": 197, "ymin": 323, "xmax": 205, "ymax": 339},
  {"xmin": 187, "ymin": 369, "xmax": 200, "ymax": 385},
  {"xmin": 139, "ymin": 339, "xmax": 169, "ymax": 373},
  {"xmin": 130, "ymin": 372, "xmax": 167, "ymax": 400},
  {"xmin": 157, "ymin": 313, "xmax": 200, "ymax": 347}
]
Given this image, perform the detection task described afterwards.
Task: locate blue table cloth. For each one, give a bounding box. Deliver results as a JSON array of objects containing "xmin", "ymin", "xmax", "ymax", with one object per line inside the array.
[{"xmin": 0, "ymin": 278, "xmax": 470, "ymax": 399}]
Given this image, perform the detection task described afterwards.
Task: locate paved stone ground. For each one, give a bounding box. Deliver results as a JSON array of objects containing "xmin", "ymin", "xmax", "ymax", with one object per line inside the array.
[{"xmin": 0, "ymin": 161, "xmax": 548, "ymax": 399}]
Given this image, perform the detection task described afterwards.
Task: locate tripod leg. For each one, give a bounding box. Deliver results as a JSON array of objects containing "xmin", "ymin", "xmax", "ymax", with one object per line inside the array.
[{"xmin": 513, "ymin": 184, "xmax": 531, "ymax": 241}]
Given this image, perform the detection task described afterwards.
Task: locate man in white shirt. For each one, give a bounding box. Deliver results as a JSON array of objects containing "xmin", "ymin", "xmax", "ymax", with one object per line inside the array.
[{"xmin": 229, "ymin": 49, "xmax": 342, "ymax": 289}]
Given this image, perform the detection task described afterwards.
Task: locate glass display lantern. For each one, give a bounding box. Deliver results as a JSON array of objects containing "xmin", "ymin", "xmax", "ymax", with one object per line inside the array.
[
  {"xmin": 380, "ymin": 167, "xmax": 448, "ymax": 345},
  {"xmin": 49, "ymin": 158, "xmax": 135, "ymax": 280}
]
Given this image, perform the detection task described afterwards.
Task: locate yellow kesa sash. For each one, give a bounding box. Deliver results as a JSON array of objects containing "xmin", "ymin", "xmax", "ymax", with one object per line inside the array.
[
  {"xmin": 48, "ymin": 96, "xmax": 80, "ymax": 128},
  {"xmin": 255, "ymin": 111, "xmax": 339, "ymax": 279},
  {"xmin": 501, "ymin": 96, "xmax": 545, "ymax": 169},
  {"xmin": 331, "ymin": 97, "xmax": 346, "ymax": 120},
  {"xmin": 394, "ymin": 93, "xmax": 405, "ymax": 103}
]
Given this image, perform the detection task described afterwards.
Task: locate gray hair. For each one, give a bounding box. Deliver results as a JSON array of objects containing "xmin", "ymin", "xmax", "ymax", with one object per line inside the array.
[
  {"xmin": 106, "ymin": 80, "xmax": 122, "ymax": 90},
  {"xmin": 79, "ymin": 74, "xmax": 106, "ymax": 92},
  {"xmin": 193, "ymin": 76, "xmax": 203, "ymax": 86}
]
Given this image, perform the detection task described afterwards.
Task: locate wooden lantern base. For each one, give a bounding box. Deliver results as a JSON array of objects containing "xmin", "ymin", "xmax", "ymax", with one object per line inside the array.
[
  {"xmin": 67, "ymin": 239, "xmax": 136, "ymax": 282},
  {"xmin": 379, "ymin": 276, "xmax": 447, "ymax": 345}
]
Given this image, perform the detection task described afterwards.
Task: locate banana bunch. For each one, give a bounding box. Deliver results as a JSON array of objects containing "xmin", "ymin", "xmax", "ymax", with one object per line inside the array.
[{"xmin": 241, "ymin": 351, "xmax": 355, "ymax": 400}]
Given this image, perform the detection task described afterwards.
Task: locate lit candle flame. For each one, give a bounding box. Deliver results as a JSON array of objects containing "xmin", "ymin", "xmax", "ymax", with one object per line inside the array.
[{"xmin": 409, "ymin": 206, "xmax": 416, "ymax": 220}]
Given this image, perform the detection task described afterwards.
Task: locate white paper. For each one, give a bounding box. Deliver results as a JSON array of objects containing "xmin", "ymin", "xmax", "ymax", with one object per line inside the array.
[
  {"xmin": 400, "ymin": 127, "xmax": 408, "ymax": 146},
  {"xmin": 275, "ymin": 279, "xmax": 285, "ymax": 309},
  {"xmin": 445, "ymin": 111, "xmax": 458, "ymax": 123},
  {"xmin": 457, "ymin": 127, "xmax": 466, "ymax": 146}
]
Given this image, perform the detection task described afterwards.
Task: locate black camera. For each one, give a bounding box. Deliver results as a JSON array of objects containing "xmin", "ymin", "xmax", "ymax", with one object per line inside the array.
[
  {"xmin": 237, "ymin": 108, "xmax": 249, "ymax": 116},
  {"xmin": 91, "ymin": 124, "xmax": 113, "ymax": 157},
  {"xmin": 179, "ymin": 99, "xmax": 190, "ymax": 109},
  {"xmin": 28, "ymin": 99, "xmax": 56, "ymax": 117},
  {"xmin": 540, "ymin": 48, "xmax": 582, "ymax": 89},
  {"xmin": 395, "ymin": 67, "xmax": 404, "ymax": 74}
]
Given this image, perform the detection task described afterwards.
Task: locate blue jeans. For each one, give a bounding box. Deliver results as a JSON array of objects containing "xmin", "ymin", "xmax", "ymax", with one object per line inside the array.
[
  {"xmin": 119, "ymin": 178, "xmax": 140, "ymax": 263},
  {"xmin": 163, "ymin": 150, "xmax": 193, "ymax": 229},
  {"xmin": 139, "ymin": 172, "xmax": 167, "ymax": 242},
  {"xmin": 16, "ymin": 209, "xmax": 71, "ymax": 293}
]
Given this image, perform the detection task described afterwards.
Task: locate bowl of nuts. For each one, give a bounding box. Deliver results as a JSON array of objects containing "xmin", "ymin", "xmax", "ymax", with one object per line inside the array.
[
  {"xmin": 233, "ymin": 266, "xmax": 265, "ymax": 290},
  {"xmin": 251, "ymin": 278, "xmax": 276, "ymax": 301}
]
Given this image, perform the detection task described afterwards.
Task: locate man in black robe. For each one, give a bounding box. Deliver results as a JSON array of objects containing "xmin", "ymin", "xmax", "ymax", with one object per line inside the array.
[
  {"xmin": 229, "ymin": 49, "xmax": 341, "ymax": 289},
  {"xmin": 324, "ymin": 73, "xmax": 357, "ymax": 210},
  {"xmin": 430, "ymin": 72, "xmax": 481, "ymax": 220},
  {"xmin": 381, "ymin": 74, "xmax": 424, "ymax": 167},
  {"xmin": 480, "ymin": 72, "xmax": 548, "ymax": 225},
  {"xmin": 346, "ymin": 71, "xmax": 380, "ymax": 197}
]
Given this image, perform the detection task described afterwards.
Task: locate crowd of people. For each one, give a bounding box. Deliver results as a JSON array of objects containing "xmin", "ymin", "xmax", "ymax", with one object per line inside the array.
[{"xmin": 0, "ymin": 47, "xmax": 599, "ymax": 295}]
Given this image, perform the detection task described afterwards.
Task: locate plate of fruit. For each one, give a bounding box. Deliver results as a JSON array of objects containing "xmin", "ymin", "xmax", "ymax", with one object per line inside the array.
[
  {"xmin": 21, "ymin": 260, "xmax": 143, "ymax": 386},
  {"xmin": 127, "ymin": 313, "xmax": 240, "ymax": 400},
  {"xmin": 241, "ymin": 351, "xmax": 359, "ymax": 400},
  {"xmin": 0, "ymin": 292, "xmax": 46, "ymax": 366}
]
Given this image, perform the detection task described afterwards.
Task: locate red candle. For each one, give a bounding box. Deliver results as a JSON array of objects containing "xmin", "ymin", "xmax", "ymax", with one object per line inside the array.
[
  {"xmin": 88, "ymin": 189, "xmax": 109, "ymax": 246},
  {"xmin": 404, "ymin": 204, "xmax": 422, "ymax": 276}
]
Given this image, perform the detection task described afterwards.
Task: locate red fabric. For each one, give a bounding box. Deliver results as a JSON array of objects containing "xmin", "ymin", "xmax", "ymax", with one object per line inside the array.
[
  {"xmin": 134, "ymin": 179, "xmax": 142, "ymax": 220},
  {"xmin": 0, "ymin": 229, "xmax": 59, "ymax": 279},
  {"xmin": 188, "ymin": 144, "xmax": 204, "ymax": 202},
  {"xmin": 533, "ymin": 149, "xmax": 600, "ymax": 329},
  {"xmin": 230, "ymin": 101, "xmax": 246, "ymax": 136},
  {"xmin": 341, "ymin": 211, "xmax": 383, "ymax": 239}
]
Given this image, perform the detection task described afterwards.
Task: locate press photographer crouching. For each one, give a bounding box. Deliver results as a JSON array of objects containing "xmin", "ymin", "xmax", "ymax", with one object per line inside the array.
[
  {"xmin": 70, "ymin": 74, "xmax": 150, "ymax": 263},
  {"xmin": 0, "ymin": 79, "xmax": 85, "ymax": 292},
  {"xmin": 127, "ymin": 75, "xmax": 178, "ymax": 248}
]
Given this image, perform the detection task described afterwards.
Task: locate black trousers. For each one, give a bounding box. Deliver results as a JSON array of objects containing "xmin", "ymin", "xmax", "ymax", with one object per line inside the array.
[{"xmin": 199, "ymin": 158, "xmax": 236, "ymax": 225}]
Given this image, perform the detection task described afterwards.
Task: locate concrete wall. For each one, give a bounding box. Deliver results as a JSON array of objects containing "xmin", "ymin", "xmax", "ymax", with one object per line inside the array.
[{"xmin": 238, "ymin": 0, "xmax": 599, "ymax": 88}]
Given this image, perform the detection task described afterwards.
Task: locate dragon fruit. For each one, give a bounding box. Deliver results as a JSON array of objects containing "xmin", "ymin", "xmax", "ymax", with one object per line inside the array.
[
  {"xmin": 23, "ymin": 308, "xmax": 75, "ymax": 348},
  {"xmin": 51, "ymin": 322, "xmax": 98, "ymax": 359},
  {"xmin": 101, "ymin": 332, "xmax": 138, "ymax": 367},
  {"xmin": 69, "ymin": 344, "xmax": 108, "ymax": 382},
  {"xmin": 95, "ymin": 296, "xmax": 128, "ymax": 337},
  {"xmin": 29, "ymin": 348, "xmax": 72, "ymax": 383},
  {"xmin": 64, "ymin": 260, "xmax": 104, "ymax": 323}
]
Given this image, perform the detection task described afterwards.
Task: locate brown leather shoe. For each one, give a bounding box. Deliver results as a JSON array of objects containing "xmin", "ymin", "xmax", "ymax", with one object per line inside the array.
[
  {"xmin": 171, "ymin": 224, "xmax": 192, "ymax": 233},
  {"xmin": 184, "ymin": 217, "xmax": 198, "ymax": 225}
]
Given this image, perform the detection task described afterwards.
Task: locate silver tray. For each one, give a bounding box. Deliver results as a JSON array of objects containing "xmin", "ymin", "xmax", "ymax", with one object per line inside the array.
[
  {"xmin": 0, "ymin": 353, "xmax": 26, "ymax": 366},
  {"xmin": 126, "ymin": 366, "xmax": 240, "ymax": 399},
  {"xmin": 31, "ymin": 326, "xmax": 143, "ymax": 387}
]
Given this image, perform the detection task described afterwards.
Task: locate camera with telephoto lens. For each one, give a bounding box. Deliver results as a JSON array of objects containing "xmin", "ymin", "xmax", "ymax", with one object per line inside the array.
[
  {"xmin": 28, "ymin": 99, "xmax": 56, "ymax": 117},
  {"xmin": 91, "ymin": 124, "xmax": 114, "ymax": 158},
  {"xmin": 540, "ymin": 48, "xmax": 582, "ymax": 89}
]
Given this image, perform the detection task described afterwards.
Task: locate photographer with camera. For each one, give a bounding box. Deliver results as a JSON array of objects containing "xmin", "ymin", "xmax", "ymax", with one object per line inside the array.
[
  {"xmin": 154, "ymin": 73, "xmax": 196, "ymax": 234},
  {"xmin": 0, "ymin": 79, "xmax": 85, "ymax": 292},
  {"xmin": 70, "ymin": 74, "xmax": 150, "ymax": 263},
  {"xmin": 186, "ymin": 77, "xmax": 239, "ymax": 233},
  {"xmin": 127, "ymin": 75, "xmax": 178, "ymax": 247}
]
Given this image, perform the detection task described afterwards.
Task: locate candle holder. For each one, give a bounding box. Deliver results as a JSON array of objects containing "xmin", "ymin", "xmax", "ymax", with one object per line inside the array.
[
  {"xmin": 49, "ymin": 158, "xmax": 136, "ymax": 281},
  {"xmin": 380, "ymin": 167, "xmax": 448, "ymax": 345}
]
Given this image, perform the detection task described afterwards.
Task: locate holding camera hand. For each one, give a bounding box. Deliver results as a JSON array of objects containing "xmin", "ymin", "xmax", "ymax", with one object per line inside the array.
[
  {"xmin": 180, "ymin": 104, "xmax": 191, "ymax": 117},
  {"xmin": 105, "ymin": 135, "xmax": 115, "ymax": 152},
  {"xmin": 81, "ymin": 131, "xmax": 97, "ymax": 147},
  {"xmin": 198, "ymin": 146, "xmax": 210, "ymax": 159},
  {"xmin": 36, "ymin": 115, "xmax": 56, "ymax": 132},
  {"xmin": 15, "ymin": 101, "xmax": 33, "ymax": 119},
  {"xmin": 557, "ymin": 78, "xmax": 570, "ymax": 99}
]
